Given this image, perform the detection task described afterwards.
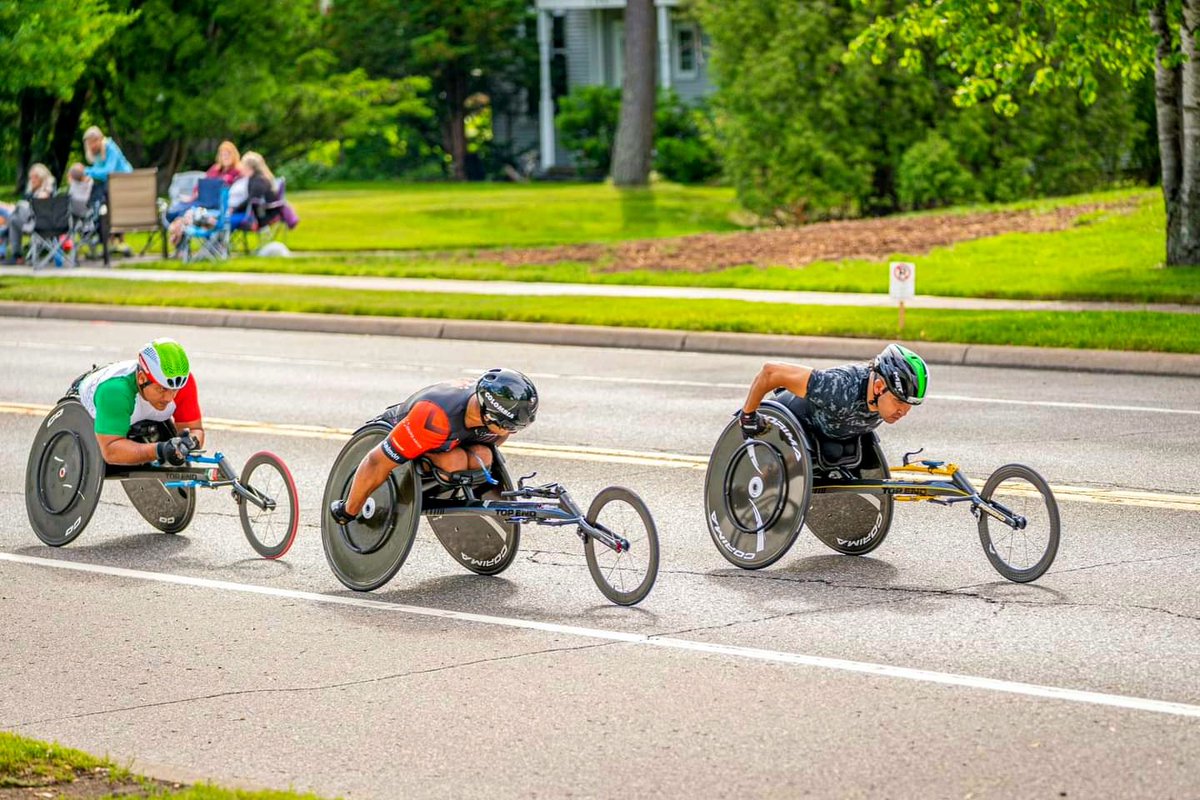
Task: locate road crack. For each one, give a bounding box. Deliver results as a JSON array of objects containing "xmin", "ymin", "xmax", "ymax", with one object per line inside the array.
[{"xmin": 4, "ymin": 640, "xmax": 614, "ymax": 729}]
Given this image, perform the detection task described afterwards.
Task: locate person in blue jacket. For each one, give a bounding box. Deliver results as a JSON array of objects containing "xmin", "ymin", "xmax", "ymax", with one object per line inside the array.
[{"xmin": 75, "ymin": 125, "xmax": 134, "ymax": 256}]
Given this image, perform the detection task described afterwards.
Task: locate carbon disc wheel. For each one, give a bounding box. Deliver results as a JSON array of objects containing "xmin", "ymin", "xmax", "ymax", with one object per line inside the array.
[
  {"xmin": 321, "ymin": 424, "xmax": 421, "ymax": 591},
  {"xmin": 25, "ymin": 400, "xmax": 104, "ymax": 547},
  {"xmin": 807, "ymin": 436, "xmax": 895, "ymax": 555},
  {"xmin": 427, "ymin": 450, "xmax": 521, "ymax": 576},
  {"xmin": 703, "ymin": 401, "xmax": 813, "ymax": 569}
]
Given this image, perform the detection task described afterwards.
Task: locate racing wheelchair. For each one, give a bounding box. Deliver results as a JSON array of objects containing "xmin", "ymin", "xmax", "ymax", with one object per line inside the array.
[
  {"xmin": 25, "ymin": 398, "xmax": 299, "ymax": 559},
  {"xmin": 704, "ymin": 399, "xmax": 1060, "ymax": 583},
  {"xmin": 321, "ymin": 422, "xmax": 660, "ymax": 605}
]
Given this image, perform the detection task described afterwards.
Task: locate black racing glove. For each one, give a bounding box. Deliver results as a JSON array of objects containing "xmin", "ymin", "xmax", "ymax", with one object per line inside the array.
[
  {"xmin": 155, "ymin": 437, "xmax": 189, "ymax": 466},
  {"xmin": 330, "ymin": 499, "xmax": 357, "ymax": 526},
  {"xmin": 179, "ymin": 428, "xmax": 200, "ymax": 451},
  {"xmin": 739, "ymin": 410, "xmax": 769, "ymax": 439}
]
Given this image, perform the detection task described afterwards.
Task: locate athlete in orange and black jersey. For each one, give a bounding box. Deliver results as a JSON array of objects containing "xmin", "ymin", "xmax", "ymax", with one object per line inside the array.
[
  {"xmin": 374, "ymin": 381, "xmax": 503, "ymax": 466},
  {"xmin": 330, "ymin": 368, "xmax": 539, "ymax": 525}
]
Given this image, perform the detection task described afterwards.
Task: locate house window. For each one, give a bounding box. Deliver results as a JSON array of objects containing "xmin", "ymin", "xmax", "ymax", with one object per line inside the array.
[{"xmin": 676, "ymin": 23, "xmax": 699, "ymax": 80}]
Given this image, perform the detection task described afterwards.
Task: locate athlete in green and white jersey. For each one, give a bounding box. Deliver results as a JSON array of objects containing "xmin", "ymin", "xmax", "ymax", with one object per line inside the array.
[{"xmin": 74, "ymin": 338, "xmax": 206, "ymax": 466}]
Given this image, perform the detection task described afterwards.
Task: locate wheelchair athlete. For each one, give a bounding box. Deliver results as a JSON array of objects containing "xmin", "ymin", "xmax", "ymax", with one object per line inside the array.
[
  {"xmin": 330, "ymin": 368, "xmax": 538, "ymax": 525},
  {"xmin": 72, "ymin": 338, "xmax": 205, "ymax": 467},
  {"xmin": 738, "ymin": 343, "xmax": 929, "ymax": 441}
]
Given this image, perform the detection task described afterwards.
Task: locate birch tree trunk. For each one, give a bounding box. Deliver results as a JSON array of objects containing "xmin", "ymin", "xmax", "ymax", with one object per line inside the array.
[
  {"xmin": 1155, "ymin": 0, "xmax": 1200, "ymax": 265},
  {"xmin": 611, "ymin": 0, "xmax": 657, "ymax": 186}
]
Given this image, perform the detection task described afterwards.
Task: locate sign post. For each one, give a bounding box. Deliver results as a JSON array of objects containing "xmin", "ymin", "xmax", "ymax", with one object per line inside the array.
[{"xmin": 889, "ymin": 261, "xmax": 916, "ymax": 332}]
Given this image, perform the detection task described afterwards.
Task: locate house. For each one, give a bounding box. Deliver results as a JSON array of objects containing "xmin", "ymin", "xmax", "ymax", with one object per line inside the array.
[{"xmin": 499, "ymin": 0, "xmax": 715, "ymax": 171}]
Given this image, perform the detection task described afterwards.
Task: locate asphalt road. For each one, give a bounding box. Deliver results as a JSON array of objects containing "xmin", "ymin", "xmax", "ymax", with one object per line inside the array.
[{"xmin": 1, "ymin": 318, "xmax": 1198, "ymax": 799}]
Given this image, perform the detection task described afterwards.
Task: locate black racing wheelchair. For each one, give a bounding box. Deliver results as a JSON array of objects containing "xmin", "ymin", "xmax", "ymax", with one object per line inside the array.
[
  {"xmin": 25, "ymin": 398, "xmax": 299, "ymax": 558},
  {"xmin": 321, "ymin": 422, "xmax": 660, "ymax": 605},
  {"xmin": 704, "ymin": 399, "xmax": 1060, "ymax": 582}
]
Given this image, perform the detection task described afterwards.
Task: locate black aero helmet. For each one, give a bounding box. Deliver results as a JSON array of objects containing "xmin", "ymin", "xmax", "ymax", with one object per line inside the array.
[
  {"xmin": 475, "ymin": 368, "xmax": 539, "ymax": 431},
  {"xmin": 872, "ymin": 343, "xmax": 930, "ymax": 405}
]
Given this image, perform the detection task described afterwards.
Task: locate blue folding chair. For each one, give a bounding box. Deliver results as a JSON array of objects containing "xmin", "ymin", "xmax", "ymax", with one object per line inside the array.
[{"xmin": 178, "ymin": 178, "xmax": 230, "ymax": 262}]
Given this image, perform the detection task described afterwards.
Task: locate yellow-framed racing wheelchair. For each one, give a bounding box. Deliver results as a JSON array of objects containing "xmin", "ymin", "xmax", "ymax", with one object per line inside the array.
[{"xmin": 704, "ymin": 399, "xmax": 1060, "ymax": 582}]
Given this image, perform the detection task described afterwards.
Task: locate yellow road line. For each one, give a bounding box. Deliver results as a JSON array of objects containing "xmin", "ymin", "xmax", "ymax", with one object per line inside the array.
[{"xmin": 4, "ymin": 402, "xmax": 1197, "ymax": 512}]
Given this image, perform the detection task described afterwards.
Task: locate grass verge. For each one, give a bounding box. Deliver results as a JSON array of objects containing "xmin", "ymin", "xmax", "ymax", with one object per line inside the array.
[
  {"xmin": 142, "ymin": 190, "xmax": 1200, "ymax": 305},
  {"xmin": 2, "ymin": 277, "xmax": 1196, "ymax": 353},
  {"xmin": 0, "ymin": 731, "xmax": 331, "ymax": 798},
  {"xmin": 284, "ymin": 181, "xmax": 745, "ymax": 250}
]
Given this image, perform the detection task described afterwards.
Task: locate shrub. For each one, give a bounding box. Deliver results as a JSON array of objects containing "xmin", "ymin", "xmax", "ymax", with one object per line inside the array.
[{"xmin": 897, "ymin": 133, "xmax": 979, "ymax": 210}]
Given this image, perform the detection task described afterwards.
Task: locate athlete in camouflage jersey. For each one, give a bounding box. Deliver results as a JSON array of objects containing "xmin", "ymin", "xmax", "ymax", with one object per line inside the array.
[{"xmin": 738, "ymin": 344, "xmax": 930, "ymax": 441}]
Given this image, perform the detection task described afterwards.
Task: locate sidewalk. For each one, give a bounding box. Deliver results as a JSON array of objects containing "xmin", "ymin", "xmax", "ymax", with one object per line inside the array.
[{"xmin": 10, "ymin": 265, "xmax": 1200, "ymax": 314}]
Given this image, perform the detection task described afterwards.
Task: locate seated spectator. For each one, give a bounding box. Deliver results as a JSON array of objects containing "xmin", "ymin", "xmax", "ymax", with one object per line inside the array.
[
  {"xmin": 74, "ymin": 125, "xmax": 134, "ymax": 256},
  {"xmin": 229, "ymin": 151, "xmax": 278, "ymax": 230},
  {"xmin": 166, "ymin": 141, "xmax": 242, "ymax": 223},
  {"xmin": 67, "ymin": 164, "xmax": 93, "ymax": 218},
  {"xmin": 4, "ymin": 163, "xmax": 57, "ymax": 265}
]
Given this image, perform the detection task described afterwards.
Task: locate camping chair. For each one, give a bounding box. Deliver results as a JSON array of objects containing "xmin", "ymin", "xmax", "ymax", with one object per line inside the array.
[
  {"xmin": 104, "ymin": 168, "xmax": 168, "ymax": 266},
  {"xmin": 234, "ymin": 176, "xmax": 293, "ymax": 255},
  {"xmin": 178, "ymin": 178, "xmax": 230, "ymax": 262},
  {"xmin": 28, "ymin": 195, "xmax": 76, "ymax": 269},
  {"xmin": 167, "ymin": 171, "xmax": 205, "ymax": 206}
]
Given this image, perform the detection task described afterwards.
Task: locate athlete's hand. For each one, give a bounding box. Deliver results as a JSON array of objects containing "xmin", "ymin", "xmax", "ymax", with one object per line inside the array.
[
  {"xmin": 179, "ymin": 429, "xmax": 200, "ymax": 451},
  {"xmin": 739, "ymin": 410, "xmax": 769, "ymax": 439},
  {"xmin": 155, "ymin": 437, "xmax": 189, "ymax": 466},
  {"xmin": 330, "ymin": 499, "xmax": 358, "ymax": 526}
]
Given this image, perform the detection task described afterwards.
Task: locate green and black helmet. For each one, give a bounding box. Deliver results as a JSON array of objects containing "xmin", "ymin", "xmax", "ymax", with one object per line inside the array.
[
  {"xmin": 137, "ymin": 338, "xmax": 191, "ymax": 390},
  {"xmin": 872, "ymin": 344, "xmax": 929, "ymax": 405}
]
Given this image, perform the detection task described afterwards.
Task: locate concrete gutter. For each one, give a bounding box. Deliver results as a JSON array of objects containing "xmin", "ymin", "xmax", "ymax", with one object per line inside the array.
[{"xmin": 2, "ymin": 300, "xmax": 1198, "ymax": 378}]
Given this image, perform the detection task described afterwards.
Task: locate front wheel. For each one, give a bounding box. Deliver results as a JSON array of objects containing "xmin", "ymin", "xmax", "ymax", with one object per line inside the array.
[
  {"xmin": 584, "ymin": 487, "xmax": 660, "ymax": 606},
  {"xmin": 238, "ymin": 452, "xmax": 300, "ymax": 559},
  {"xmin": 977, "ymin": 464, "xmax": 1060, "ymax": 583}
]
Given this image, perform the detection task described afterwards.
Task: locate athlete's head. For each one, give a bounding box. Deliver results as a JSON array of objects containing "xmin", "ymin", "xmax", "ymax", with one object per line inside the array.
[
  {"xmin": 136, "ymin": 338, "xmax": 190, "ymax": 408},
  {"xmin": 870, "ymin": 343, "xmax": 928, "ymax": 423},
  {"xmin": 475, "ymin": 368, "xmax": 538, "ymax": 433}
]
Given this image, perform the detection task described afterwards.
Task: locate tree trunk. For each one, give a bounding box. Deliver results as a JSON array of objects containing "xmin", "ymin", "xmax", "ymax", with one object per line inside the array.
[
  {"xmin": 611, "ymin": 0, "xmax": 657, "ymax": 186},
  {"xmin": 1172, "ymin": 0, "xmax": 1200, "ymax": 264},
  {"xmin": 442, "ymin": 69, "xmax": 469, "ymax": 181},
  {"xmin": 1154, "ymin": 0, "xmax": 1200, "ymax": 265},
  {"xmin": 49, "ymin": 81, "xmax": 90, "ymax": 179}
]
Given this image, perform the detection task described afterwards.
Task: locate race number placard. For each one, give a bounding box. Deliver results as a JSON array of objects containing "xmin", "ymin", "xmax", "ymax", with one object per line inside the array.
[{"xmin": 889, "ymin": 261, "xmax": 916, "ymax": 300}]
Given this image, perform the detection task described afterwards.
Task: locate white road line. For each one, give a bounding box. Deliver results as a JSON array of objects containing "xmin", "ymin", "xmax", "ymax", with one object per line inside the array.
[{"xmin": 3, "ymin": 551, "xmax": 1198, "ymax": 720}]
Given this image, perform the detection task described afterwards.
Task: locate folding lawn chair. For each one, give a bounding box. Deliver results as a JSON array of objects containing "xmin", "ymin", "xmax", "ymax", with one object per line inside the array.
[
  {"xmin": 178, "ymin": 178, "xmax": 230, "ymax": 262},
  {"xmin": 28, "ymin": 196, "xmax": 76, "ymax": 269}
]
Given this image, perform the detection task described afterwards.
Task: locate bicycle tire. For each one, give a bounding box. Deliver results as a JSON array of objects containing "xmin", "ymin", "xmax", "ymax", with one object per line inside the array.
[
  {"xmin": 584, "ymin": 486, "xmax": 660, "ymax": 606},
  {"xmin": 978, "ymin": 464, "xmax": 1060, "ymax": 583},
  {"xmin": 238, "ymin": 451, "xmax": 300, "ymax": 559}
]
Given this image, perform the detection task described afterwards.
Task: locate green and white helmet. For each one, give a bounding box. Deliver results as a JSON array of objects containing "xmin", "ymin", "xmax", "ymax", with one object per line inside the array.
[
  {"xmin": 872, "ymin": 343, "xmax": 929, "ymax": 405},
  {"xmin": 137, "ymin": 338, "xmax": 190, "ymax": 390}
]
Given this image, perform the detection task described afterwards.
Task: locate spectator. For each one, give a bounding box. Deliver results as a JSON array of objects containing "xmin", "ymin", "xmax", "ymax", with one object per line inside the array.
[
  {"xmin": 166, "ymin": 141, "xmax": 242, "ymax": 223},
  {"xmin": 229, "ymin": 151, "xmax": 278, "ymax": 230},
  {"xmin": 75, "ymin": 125, "xmax": 133, "ymax": 256},
  {"xmin": 4, "ymin": 163, "xmax": 57, "ymax": 265}
]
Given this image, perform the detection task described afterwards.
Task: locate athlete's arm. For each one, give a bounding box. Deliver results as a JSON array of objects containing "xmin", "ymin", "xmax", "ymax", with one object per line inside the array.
[
  {"xmin": 172, "ymin": 378, "xmax": 204, "ymax": 448},
  {"xmin": 344, "ymin": 401, "xmax": 450, "ymax": 516},
  {"xmin": 96, "ymin": 434, "xmax": 158, "ymax": 465},
  {"xmin": 742, "ymin": 362, "xmax": 814, "ymax": 413}
]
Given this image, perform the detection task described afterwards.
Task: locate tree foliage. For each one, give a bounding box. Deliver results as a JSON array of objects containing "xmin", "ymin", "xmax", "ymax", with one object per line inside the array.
[
  {"xmin": 0, "ymin": 0, "xmax": 133, "ymax": 98},
  {"xmin": 694, "ymin": 0, "xmax": 1151, "ymax": 223},
  {"xmin": 326, "ymin": 0, "xmax": 535, "ymax": 180}
]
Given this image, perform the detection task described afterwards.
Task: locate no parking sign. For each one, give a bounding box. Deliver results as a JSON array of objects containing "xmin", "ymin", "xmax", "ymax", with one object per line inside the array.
[
  {"xmin": 889, "ymin": 261, "xmax": 916, "ymax": 300},
  {"xmin": 889, "ymin": 261, "xmax": 915, "ymax": 330}
]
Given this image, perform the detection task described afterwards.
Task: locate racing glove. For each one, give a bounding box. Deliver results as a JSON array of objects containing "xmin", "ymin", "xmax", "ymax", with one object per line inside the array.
[
  {"xmin": 329, "ymin": 499, "xmax": 357, "ymax": 526},
  {"xmin": 739, "ymin": 410, "xmax": 769, "ymax": 439},
  {"xmin": 155, "ymin": 437, "xmax": 189, "ymax": 466}
]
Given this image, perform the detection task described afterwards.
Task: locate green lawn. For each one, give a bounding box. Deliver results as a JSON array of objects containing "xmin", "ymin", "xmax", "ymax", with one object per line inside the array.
[
  {"xmin": 147, "ymin": 188, "xmax": 1200, "ymax": 304},
  {"xmin": 3, "ymin": 276, "xmax": 1196, "ymax": 352},
  {"xmin": 0, "ymin": 731, "xmax": 333, "ymax": 798},
  {"xmin": 283, "ymin": 181, "xmax": 745, "ymax": 250}
]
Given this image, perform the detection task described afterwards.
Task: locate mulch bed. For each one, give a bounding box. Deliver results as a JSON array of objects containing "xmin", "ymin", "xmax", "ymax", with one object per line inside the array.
[{"xmin": 489, "ymin": 199, "xmax": 1141, "ymax": 272}]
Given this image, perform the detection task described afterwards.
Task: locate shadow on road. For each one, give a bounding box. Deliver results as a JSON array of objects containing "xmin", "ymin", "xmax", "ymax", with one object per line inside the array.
[{"xmin": 16, "ymin": 532, "xmax": 192, "ymax": 562}]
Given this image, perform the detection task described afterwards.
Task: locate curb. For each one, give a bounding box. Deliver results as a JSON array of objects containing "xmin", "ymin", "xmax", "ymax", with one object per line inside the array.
[{"xmin": 3, "ymin": 300, "xmax": 1199, "ymax": 377}]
